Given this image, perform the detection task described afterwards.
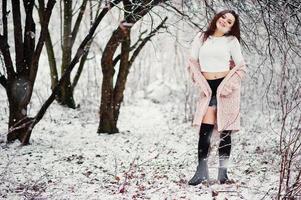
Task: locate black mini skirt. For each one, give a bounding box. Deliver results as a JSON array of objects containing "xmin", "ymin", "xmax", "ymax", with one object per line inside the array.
[{"xmin": 206, "ymin": 77, "xmax": 225, "ymax": 107}]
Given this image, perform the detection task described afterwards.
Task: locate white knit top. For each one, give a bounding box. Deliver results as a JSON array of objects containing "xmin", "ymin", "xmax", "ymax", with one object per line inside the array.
[{"xmin": 190, "ymin": 32, "xmax": 245, "ymax": 72}]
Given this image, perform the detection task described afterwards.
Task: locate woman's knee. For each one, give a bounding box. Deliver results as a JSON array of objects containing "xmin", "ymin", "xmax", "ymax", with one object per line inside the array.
[{"xmin": 202, "ymin": 106, "xmax": 216, "ymax": 124}]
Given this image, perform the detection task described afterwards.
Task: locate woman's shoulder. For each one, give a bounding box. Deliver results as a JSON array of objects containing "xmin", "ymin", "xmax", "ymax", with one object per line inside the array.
[
  {"xmin": 191, "ymin": 31, "xmax": 205, "ymax": 46},
  {"xmin": 226, "ymin": 35, "xmax": 237, "ymax": 41},
  {"xmin": 226, "ymin": 35, "xmax": 240, "ymax": 46},
  {"xmin": 195, "ymin": 31, "xmax": 205, "ymax": 39}
]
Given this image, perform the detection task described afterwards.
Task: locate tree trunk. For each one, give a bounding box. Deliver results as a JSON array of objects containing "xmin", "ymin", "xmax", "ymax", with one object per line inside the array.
[
  {"xmin": 113, "ymin": 29, "xmax": 131, "ymax": 124},
  {"xmin": 7, "ymin": 102, "xmax": 32, "ymax": 143},
  {"xmin": 58, "ymin": 0, "xmax": 76, "ymax": 108},
  {"xmin": 6, "ymin": 76, "xmax": 33, "ymax": 143},
  {"xmin": 45, "ymin": 30, "xmax": 59, "ymax": 94},
  {"xmin": 97, "ymin": 73, "xmax": 119, "ymax": 133},
  {"xmin": 97, "ymin": 27, "xmax": 125, "ymax": 134}
]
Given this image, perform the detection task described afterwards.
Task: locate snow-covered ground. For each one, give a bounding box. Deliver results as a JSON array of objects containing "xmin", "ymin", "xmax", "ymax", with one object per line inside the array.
[{"xmin": 0, "ymin": 98, "xmax": 280, "ymax": 200}]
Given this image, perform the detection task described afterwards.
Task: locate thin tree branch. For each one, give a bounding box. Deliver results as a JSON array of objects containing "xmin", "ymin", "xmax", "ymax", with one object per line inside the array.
[
  {"xmin": 11, "ymin": 0, "xmax": 24, "ymax": 71},
  {"xmin": 71, "ymin": 38, "xmax": 93, "ymax": 90},
  {"xmin": 35, "ymin": 2, "xmax": 59, "ymax": 89},
  {"xmin": 0, "ymin": 36, "xmax": 16, "ymax": 78},
  {"xmin": 112, "ymin": 30, "xmax": 148, "ymax": 66},
  {"xmin": 2, "ymin": 0, "xmax": 8, "ymax": 40},
  {"xmin": 162, "ymin": 1, "xmax": 203, "ymax": 29},
  {"xmin": 23, "ymin": 0, "xmax": 36, "ymax": 75},
  {"xmin": 29, "ymin": 0, "xmax": 56, "ymax": 82},
  {"xmin": 129, "ymin": 17, "xmax": 167, "ymax": 66},
  {"xmin": 71, "ymin": 0, "xmax": 88, "ymax": 47}
]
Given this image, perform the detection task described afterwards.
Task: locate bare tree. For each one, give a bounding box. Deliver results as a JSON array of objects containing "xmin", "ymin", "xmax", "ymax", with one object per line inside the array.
[
  {"xmin": 36, "ymin": 0, "xmax": 91, "ymax": 108},
  {"xmin": 245, "ymin": 1, "xmax": 301, "ymax": 198},
  {"xmin": 277, "ymin": 61, "xmax": 300, "ymax": 199},
  {"xmin": 97, "ymin": 0, "xmax": 168, "ymax": 133},
  {"xmin": 0, "ymin": 0, "xmax": 56, "ymax": 143}
]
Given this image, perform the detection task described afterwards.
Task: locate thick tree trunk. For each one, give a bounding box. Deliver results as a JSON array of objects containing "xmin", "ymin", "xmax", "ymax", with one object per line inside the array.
[
  {"xmin": 7, "ymin": 102, "xmax": 32, "ymax": 143},
  {"xmin": 97, "ymin": 73, "xmax": 119, "ymax": 134},
  {"xmin": 58, "ymin": 0, "xmax": 76, "ymax": 108},
  {"xmin": 6, "ymin": 77, "xmax": 32, "ymax": 143},
  {"xmin": 97, "ymin": 27, "xmax": 125, "ymax": 134},
  {"xmin": 113, "ymin": 30, "xmax": 131, "ymax": 123}
]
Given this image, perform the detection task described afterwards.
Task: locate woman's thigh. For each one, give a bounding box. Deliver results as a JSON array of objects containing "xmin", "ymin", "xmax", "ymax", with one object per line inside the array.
[{"xmin": 202, "ymin": 106, "xmax": 217, "ymax": 124}]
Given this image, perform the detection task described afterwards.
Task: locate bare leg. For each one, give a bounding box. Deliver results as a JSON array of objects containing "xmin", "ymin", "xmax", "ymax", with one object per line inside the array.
[{"xmin": 202, "ymin": 106, "xmax": 217, "ymax": 125}]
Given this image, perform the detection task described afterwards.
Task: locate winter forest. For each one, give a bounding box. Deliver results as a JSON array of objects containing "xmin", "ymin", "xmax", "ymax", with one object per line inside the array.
[{"xmin": 0, "ymin": 0, "xmax": 300, "ymax": 199}]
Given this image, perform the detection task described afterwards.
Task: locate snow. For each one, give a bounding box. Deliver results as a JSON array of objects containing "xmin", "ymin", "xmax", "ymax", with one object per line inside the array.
[{"xmin": 0, "ymin": 98, "xmax": 279, "ymax": 199}]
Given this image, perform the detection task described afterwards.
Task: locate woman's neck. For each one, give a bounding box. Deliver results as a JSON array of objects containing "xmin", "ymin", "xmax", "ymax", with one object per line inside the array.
[{"xmin": 212, "ymin": 30, "xmax": 225, "ymax": 37}]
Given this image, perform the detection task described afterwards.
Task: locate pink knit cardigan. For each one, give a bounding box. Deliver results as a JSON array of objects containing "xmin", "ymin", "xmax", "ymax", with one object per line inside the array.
[{"xmin": 187, "ymin": 49, "xmax": 247, "ymax": 133}]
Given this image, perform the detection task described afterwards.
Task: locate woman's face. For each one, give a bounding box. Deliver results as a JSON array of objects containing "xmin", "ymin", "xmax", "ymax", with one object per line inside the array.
[{"xmin": 216, "ymin": 13, "xmax": 235, "ymax": 34}]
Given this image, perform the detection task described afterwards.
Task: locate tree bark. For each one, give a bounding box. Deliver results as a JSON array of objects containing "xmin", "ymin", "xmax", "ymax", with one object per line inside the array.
[
  {"xmin": 7, "ymin": 76, "xmax": 33, "ymax": 142},
  {"xmin": 113, "ymin": 29, "xmax": 131, "ymax": 124},
  {"xmin": 97, "ymin": 27, "xmax": 125, "ymax": 134},
  {"xmin": 59, "ymin": 0, "xmax": 76, "ymax": 108},
  {"xmin": 45, "ymin": 30, "xmax": 59, "ymax": 92}
]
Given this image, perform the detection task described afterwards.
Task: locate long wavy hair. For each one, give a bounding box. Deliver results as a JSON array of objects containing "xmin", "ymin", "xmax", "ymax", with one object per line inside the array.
[{"xmin": 201, "ymin": 10, "xmax": 241, "ymax": 44}]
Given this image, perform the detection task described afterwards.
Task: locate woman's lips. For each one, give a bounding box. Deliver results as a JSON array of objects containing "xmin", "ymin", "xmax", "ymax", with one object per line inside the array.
[{"xmin": 219, "ymin": 21, "xmax": 225, "ymax": 27}]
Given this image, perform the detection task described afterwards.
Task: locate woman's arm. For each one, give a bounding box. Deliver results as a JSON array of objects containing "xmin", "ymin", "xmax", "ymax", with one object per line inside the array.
[
  {"xmin": 186, "ymin": 32, "xmax": 211, "ymax": 94},
  {"xmin": 190, "ymin": 32, "xmax": 203, "ymax": 61},
  {"xmin": 220, "ymin": 37, "xmax": 247, "ymax": 96},
  {"xmin": 186, "ymin": 32, "xmax": 203, "ymax": 85}
]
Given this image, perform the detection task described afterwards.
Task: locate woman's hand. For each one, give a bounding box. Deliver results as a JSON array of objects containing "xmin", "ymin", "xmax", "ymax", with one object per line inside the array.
[
  {"xmin": 220, "ymin": 72, "xmax": 241, "ymax": 97},
  {"xmin": 220, "ymin": 86, "xmax": 233, "ymax": 97},
  {"xmin": 220, "ymin": 63, "xmax": 246, "ymax": 97},
  {"xmin": 229, "ymin": 59, "xmax": 235, "ymax": 69}
]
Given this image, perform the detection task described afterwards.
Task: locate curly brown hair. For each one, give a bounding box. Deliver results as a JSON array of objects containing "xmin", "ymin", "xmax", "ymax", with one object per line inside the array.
[{"xmin": 201, "ymin": 10, "xmax": 241, "ymax": 44}]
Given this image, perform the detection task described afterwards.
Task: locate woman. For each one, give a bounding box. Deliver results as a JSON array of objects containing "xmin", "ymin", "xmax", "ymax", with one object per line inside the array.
[{"xmin": 186, "ymin": 9, "xmax": 247, "ymax": 185}]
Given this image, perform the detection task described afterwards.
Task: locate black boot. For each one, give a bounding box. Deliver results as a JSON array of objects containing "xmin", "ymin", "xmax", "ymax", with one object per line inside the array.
[
  {"xmin": 218, "ymin": 130, "xmax": 231, "ymax": 184},
  {"xmin": 188, "ymin": 159, "xmax": 209, "ymax": 185},
  {"xmin": 188, "ymin": 123, "xmax": 214, "ymax": 186},
  {"xmin": 218, "ymin": 159, "xmax": 229, "ymax": 184}
]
